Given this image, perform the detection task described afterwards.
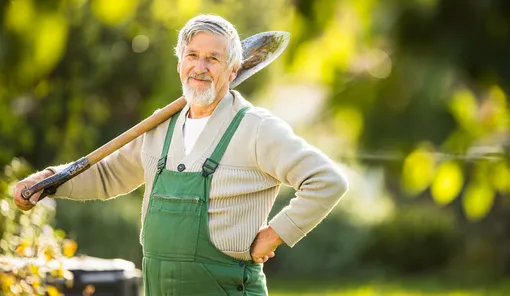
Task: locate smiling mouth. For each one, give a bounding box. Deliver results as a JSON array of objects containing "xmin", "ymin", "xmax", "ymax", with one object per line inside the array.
[
  {"xmin": 191, "ymin": 77, "xmax": 209, "ymax": 81},
  {"xmin": 189, "ymin": 77, "xmax": 212, "ymax": 83}
]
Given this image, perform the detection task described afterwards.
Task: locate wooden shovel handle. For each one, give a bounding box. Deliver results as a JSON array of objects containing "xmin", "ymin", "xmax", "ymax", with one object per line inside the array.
[
  {"xmin": 21, "ymin": 97, "xmax": 186, "ymax": 200},
  {"xmin": 87, "ymin": 97, "xmax": 186, "ymax": 164}
]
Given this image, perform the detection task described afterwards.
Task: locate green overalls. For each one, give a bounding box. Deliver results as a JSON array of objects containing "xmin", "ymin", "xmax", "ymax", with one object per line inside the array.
[{"xmin": 142, "ymin": 107, "xmax": 268, "ymax": 295}]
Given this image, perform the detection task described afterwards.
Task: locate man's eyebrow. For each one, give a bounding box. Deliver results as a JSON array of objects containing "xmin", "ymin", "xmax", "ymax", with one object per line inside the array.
[
  {"xmin": 209, "ymin": 52, "xmax": 227, "ymax": 61},
  {"xmin": 185, "ymin": 48, "xmax": 221, "ymax": 56},
  {"xmin": 184, "ymin": 49, "xmax": 224, "ymax": 59}
]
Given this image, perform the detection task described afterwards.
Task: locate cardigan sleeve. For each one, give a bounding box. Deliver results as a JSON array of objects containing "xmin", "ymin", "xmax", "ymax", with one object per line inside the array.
[
  {"xmin": 255, "ymin": 116, "xmax": 348, "ymax": 247},
  {"xmin": 46, "ymin": 135, "xmax": 145, "ymax": 200}
]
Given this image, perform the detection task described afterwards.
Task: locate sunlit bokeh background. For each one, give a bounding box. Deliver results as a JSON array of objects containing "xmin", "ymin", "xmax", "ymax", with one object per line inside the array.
[{"xmin": 1, "ymin": 0, "xmax": 510, "ymax": 295}]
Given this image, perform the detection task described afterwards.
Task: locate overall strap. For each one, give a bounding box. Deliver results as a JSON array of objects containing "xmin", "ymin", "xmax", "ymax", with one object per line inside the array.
[
  {"xmin": 157, "ymin": 112, "xmax": 180, "ymax": 174},
  {"xmin": 202, "ymin": 106, "xmax": 250, "ymax": 177}
]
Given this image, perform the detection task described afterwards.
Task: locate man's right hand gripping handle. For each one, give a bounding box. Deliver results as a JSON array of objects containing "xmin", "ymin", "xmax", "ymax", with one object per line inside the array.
[{"xmin": 13, "ymin": 169, "xmax": 55, "ymax": 211}]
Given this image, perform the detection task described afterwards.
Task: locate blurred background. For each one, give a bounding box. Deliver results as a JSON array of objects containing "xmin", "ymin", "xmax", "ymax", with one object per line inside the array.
[{"xmin": 1, "ymin": 0, "xmax": 510, "ymax": 295}]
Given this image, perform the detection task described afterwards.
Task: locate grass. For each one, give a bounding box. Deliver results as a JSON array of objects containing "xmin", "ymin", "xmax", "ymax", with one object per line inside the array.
[
  {"xmin": 266, "ymin": 276, "xmax": 510, "ymax": 296},
  {"xmin": 137, "ymin": 275, "xmax": 510, "ymax": 295}
]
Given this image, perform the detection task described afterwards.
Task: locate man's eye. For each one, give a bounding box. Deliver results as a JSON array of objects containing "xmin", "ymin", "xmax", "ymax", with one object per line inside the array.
[
  {"xmin": 208, "ymin": 57, "xmax": 219, "ymax": 62},
  {"xmin": 187, "ymin": 53, "xmax": 198, "ymax": 58}
]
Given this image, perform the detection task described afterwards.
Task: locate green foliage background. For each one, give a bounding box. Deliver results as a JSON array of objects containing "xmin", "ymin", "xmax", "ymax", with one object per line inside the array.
[{"xmin": 2, "ymin": 0, "xmax": 510, "ymax": 287}]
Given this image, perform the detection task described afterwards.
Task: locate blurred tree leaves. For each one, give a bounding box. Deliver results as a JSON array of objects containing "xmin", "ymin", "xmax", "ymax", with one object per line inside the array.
[
  {"xmin": 463, "ymin": 181, "xmax": 495, "ymax": 222},
  {"xmin": 402, "ymin": 146, "xmax": 436, "ymax": 195},
  {"xmin": 91, "ymin": 0, "xmax": 139, "ymax": 26},
  {"xmin": 282, "ymin": 0, "xmax": 510, "ymax": 222},
  {"xmin": 431, "ymin": 161, "xmax": 464, "ymax": 205}
]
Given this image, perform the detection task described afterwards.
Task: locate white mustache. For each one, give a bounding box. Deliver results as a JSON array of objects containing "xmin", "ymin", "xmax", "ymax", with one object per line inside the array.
[{"xmin": 187, "ymin": 72, "xmax": 212, "ymax": 81}]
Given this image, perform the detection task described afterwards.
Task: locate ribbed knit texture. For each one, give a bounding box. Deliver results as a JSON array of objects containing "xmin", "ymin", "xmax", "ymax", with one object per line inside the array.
[{"xmin": 49, "ymin": 91, "xmax": 348, "ymax": 261}]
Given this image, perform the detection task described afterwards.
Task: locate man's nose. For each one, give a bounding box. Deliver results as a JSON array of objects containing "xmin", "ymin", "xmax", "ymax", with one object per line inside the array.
[{"xmin": 194, "ymin": 58, "xmax": 208, "ymax": 73}]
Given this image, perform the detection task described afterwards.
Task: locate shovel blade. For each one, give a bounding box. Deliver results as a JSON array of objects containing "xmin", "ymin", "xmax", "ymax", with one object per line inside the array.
[{"xmin": 231, "ymin": 31, "xmax": 290, "ymax": 89}]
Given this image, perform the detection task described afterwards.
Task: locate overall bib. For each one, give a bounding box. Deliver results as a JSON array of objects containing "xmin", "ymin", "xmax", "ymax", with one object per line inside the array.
[{"xmin": 142, "ymin": 107, "xmax": 267, "ymax": 295}]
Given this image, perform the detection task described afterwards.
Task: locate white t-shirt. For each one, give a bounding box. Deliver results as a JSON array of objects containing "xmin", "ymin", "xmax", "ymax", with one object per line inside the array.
[{"xmin": 183, "ymin": 116, "xmax": 211, "ymax": 155}]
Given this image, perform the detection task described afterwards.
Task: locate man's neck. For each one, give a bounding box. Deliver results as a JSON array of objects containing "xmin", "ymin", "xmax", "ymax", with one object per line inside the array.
[{"xmin": 188, "ymin": 90, "xmax": 228, "ymax": 119}]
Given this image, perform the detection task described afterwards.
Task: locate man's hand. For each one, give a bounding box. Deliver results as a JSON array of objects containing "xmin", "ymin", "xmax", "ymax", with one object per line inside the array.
[
  {"xmin": 13, "ymin": 169, "xmax": 54, "ymax": 211},
  {"xmin": 250, "ymin": 225, "xmax": 284, "ymax": 263}
]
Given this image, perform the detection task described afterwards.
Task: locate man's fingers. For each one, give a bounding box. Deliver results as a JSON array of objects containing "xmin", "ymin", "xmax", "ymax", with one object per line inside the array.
[
  {"xmin": 14, "ymin": 198, "xmax": 32, "ymax": 211},
  {"xmin": 253, "ymin": 257, "xmax": 263, "ymax": 263},
  {"xmin": 29, "ymin": 192, "xmax": 41, "ymax": 205},
  {"xmin": 252, "ymin": 255, "xmax": 271, "ymax": 263},
  {"xmin": 29, "ymin": 197, "xmax": 38, "ymax": 205},
  {"xmin": 14, "ymin": 183, "xmax": 27, "ymax": 199},
  {"xmin": 14, "ymin": 185, "xmax": 21, "ymax": 199},
  {"xmin": 13, "ymin": 182, "xmax": 36, "ymax": 210},
  {"xmin": 15, "ymin": 198, "xmax": 33, "ymax": 211},
  {"xmin": 268, "ymin": 251, "xmax": 275, "ymax": 258}
]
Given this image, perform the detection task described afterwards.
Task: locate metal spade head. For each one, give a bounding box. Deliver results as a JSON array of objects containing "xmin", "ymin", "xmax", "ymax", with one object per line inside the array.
[{"xmin": 231, "ymin": 31, "xmax": 291, "ymax": 89}]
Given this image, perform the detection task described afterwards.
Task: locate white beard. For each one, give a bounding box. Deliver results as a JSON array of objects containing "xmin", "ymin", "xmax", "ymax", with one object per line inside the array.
[{"xmin": 182, "ymin": 79, "xmax": 216, "ymax": 107}]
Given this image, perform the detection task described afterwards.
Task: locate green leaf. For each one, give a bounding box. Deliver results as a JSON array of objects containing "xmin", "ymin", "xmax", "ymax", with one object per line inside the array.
[
  {"xmin": 462, "ymin": 182, "xmax": 495, "ymax": 221},
  {"xmin": 431, "ymin": 161, "xmax": 464, "ymax": 205},
  {"xmin": 402, "ymin": 147, "xmax": 435, "ymax": 195},
  {"xmin": 91, "ymin": 0, "xmax": 139, "ymax": 26}
]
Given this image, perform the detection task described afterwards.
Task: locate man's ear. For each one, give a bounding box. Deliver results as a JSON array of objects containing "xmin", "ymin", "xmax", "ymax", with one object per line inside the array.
[
  {"xmin": 229, "ymin": 68, "xmax": 238, "ymax": 82},
  {"xmin": 177, "ymin": 63, "xmax": 181, "ymax": 73}
]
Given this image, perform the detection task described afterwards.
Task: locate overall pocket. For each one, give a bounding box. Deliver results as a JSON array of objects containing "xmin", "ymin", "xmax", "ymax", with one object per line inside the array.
[{"xmin": 143, "ymin": 195, "xmax": 202, "ymax": 259}]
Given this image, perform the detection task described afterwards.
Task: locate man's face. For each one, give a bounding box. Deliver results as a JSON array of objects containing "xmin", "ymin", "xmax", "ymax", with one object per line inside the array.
[{"xmin": 178, "ymin": 32, "xmax": 237, "ymax": 106}]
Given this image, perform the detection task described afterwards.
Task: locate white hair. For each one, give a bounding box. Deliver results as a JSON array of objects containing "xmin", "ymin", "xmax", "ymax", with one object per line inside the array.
[{"xmin": 174, "ymin": 15, "xmax": 243, "ymax": 71}]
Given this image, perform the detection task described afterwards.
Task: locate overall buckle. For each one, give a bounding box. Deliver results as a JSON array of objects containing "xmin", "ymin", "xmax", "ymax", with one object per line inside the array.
[
  {"xmin": 202, "ymin": 158, "xmax": 219, "ymax": 177},
  {"xmin": 157, "ymin": 157, "xmax": 167, "ymax": 174}
]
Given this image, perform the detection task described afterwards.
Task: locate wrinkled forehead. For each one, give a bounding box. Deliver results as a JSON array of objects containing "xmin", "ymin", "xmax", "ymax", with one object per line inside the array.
[{"xmin": 184, "ymin": 32, "xmax": 229, "ymax": 56}]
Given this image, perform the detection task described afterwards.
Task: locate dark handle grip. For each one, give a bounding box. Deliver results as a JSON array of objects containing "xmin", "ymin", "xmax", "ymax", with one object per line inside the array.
[{"xmin": 21, "ymin": 157, "xmax": 90, "ymax": 201}]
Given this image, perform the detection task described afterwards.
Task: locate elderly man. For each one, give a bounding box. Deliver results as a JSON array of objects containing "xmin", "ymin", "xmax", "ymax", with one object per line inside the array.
[{"xmin": 14, "ymin": 15, "xmax": 347, "ymax": 295}]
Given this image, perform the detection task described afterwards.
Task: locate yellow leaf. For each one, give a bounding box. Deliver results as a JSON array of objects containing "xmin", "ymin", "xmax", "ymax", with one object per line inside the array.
[
  {"xmin": 54, "ymin": 229, "xmax": 67, "ymax": 240},
  {"xmin": 44, "ymin": 248, "xmax": 54, "ymax": 262},
  {"xmin": 16, "ymin": 242, "xmax": 30, "ymax": 256},
  {"xmin": 63, "ymin": 239, "xmax": 78, "ymax": 258},
  {"xmin": 483, "ymin": 85, "xmax": 509, "ymax": 132},
  {"xmin": 32, "ymin": 277, "xmax": 41, "ymax": 290},
  {"xmin": 28, "ymin": 263, "xmax": 40, "ymax": 276},
  {"xmin": 5, "ymin": 0, "xmax": 35, "ymax": 33},
  {"xmin": 47, "ymin": 285, "xmax": 60, "ymax": 296},
  {"xmin": 431, "ymin": 161, "xmax": 464, "ymax": 205},
  {"xmin": 462, "ymin": 182, "xmax": 495, "ymax": 221},
  {"xmin": 402, "ymin": 147, "xmax": 436, "ymax": 195},
  {"xmin": 56, "ymin": 263, "xmax": 65, "ymax": 278},
  {"xmin": 16, "ymin": 245, "xmax": 26, "ymax": 256},
  {"xmin": 33, "ymin": 14, "xmax": 69, "ymax": 76},
  {"xmin": 449, "ymin": 88, "xmax": 477, "ymax": 126},
  {"xmin": 491, "ymin": 162, "xmax": 510, "ymax": 193},
  {"xmin": 2, "ymin": 274, "xmax": 16, "ymax": 287},
  {"xmin": 91, "ymin": 0, "xmax": 139, "ymax": 26}
]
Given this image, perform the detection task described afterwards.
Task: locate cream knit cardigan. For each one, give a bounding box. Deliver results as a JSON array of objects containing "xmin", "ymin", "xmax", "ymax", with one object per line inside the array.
[{"xmin": 50, "ymin": 91, "xmax": 348, "ymax": 260}]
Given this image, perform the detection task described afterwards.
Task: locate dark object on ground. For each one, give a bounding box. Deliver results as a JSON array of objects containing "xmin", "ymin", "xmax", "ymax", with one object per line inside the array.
[{"xmin": 55, "ymin": 256, "xmax": 142, "ymax": 296}]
